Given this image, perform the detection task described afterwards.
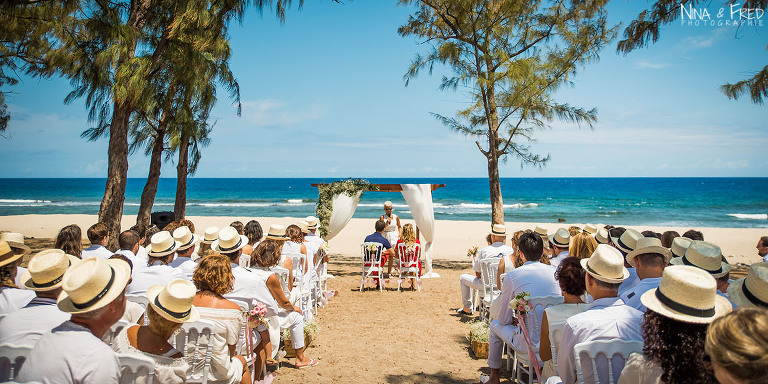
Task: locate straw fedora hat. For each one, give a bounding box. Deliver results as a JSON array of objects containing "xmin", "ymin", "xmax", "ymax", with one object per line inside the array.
[
  {"xmin": 147, "ymin": 231, "xmax": 180, "ymax": 257},
  {"xmin": 201, "ymin": 227, "xmax": 219, "ymax": 244},
  {"xmin": 298, "ymin": 220, "xmax": 310, "ymax": 234},
  {"xmin": 0, "ymin": 232, "xmax": 31, "ymax": 256},
  {"xmin": 626, "ymin": 237, "xmax": 673, "ymax": 268},
  {"xmin": 264, "ymin": 224, "xmax": 289, "ymax": 241},
  {"xmin": 549, "ymin": 228, "xmax": 571, "ymax": 248},
  {"xmin": 612, "ymin": 229, "xmax": 643, "ymax": 254},
  {"xmin": 581, "ymin": 244, "xmax": 630, "ymax": 284},
  {"xmin": 21, "ymin": 249, "xmax": 80, "ymax": 291},
  {"xmin": 305, "ymin": 216, "xmax": 320, "ymax": 229},
  {"xmin": 641, "ymin": 265, "xmax": 731, "ymax": 324},
  {"xmin": 57, "ymin": 257, "xmax": 131, "ymax": 314},
  {"xmin": 670, "ymin": 240, "xmax": 731, "ymax": 278},
  {"xmin": 670, "ymin": 237, "xmax": 692, "ymax": 258},
  {"xmin": 491, "ymin": 224, "xmax": 507, "ymax": 236},
  {"xmin": 583, "ymin": 224, "xmax": 598, "ymax": 235},
  {"xmin": 212, "ymin": 226, "xmax": 249, "ymax": 253},
  {"xmin": 0, "ymin": 241, "xmax": 23, "ymax": 268},
  {"xmin": 727, "ymin": 262, "xmax": 768, "ymax": 309},
  {"xmin": 173, "ymin": 226, "xmax": 199, "ymax": 251},
  {"xmin": 534, "ymin": 226, "xmax": 548, "ymax": 237},
  {"xmin": 595, "ymin": 228, "xmax": 610, "ymax": 245},
  {"xmin": 146, "ymin": 279, "xmax": 200, "ymax": 323}
]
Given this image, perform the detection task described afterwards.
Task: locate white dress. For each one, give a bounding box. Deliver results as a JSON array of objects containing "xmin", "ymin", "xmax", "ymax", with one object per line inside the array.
[
  {"xmin": 195, "ymin": 307, "xmax": 244, "ymax": 384},
  {"xmin": 541, "ymin": 303, "xmax": 591, "ymax": 380},
  {"xmin": 112, "ymin": 326, "xmax": 189, "ymax": 384},
  {"xmin": 382, "ymin": 213, "xmax": 399, "ymax": 245},
  {"xmin": 0, "ymin": 287, "xmax": 35, "ymax": 316}
]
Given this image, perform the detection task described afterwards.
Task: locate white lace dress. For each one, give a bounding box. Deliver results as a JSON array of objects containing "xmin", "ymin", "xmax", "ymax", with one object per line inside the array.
[{"xmin": 111, "ymin": 326, "xmax": 189, "ymax": 384}]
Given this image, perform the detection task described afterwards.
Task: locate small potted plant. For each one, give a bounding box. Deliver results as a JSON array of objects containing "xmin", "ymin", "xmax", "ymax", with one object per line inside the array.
[
  {"xmin": 467, "ymin": 320, "xmax": 490, "ymax": 359},
  {"xmin": 282, "ymin": 320, "xmax": 319, "ymax": 358}
]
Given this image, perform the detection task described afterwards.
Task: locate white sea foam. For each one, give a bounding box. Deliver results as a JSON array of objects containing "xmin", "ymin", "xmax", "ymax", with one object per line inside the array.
[
  {"xmin": 727, "ymin": 213, "xmax": 768, "ymax": 220},
  {"xmin": 286, "ymin": 199, "xmax": 304, "ymax": 204},
  {"xmin": 0, "ymin": 199, "xmax": 52, "ymax": 203}
]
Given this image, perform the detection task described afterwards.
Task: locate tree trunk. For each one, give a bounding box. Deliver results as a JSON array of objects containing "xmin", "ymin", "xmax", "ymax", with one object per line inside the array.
[
  {"xmin": 99, "ymin": 102, "xmax": 131, "ymax": 251},
  {"xmin": 136, "ymin": 128, "xmax": 166, "ymax": 227},
  {"xmin": 174, "ymin": 135, "xmax": 189, "ymax": 219},
  {"xmin": 485, "ymin": 88, "xmax": 504, "ymax": 225}
]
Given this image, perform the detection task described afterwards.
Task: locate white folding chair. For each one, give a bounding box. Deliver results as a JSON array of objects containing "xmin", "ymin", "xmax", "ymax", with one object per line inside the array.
[
  {"xmin": 479, "ymin": 257, "xmax": 502, "ymax": 321},
  {"xmin": 396, "ymin": 242, "xmax": 422, "ymax": 292},
  {"xmin": 116, "ymin": 352, "xmax": 156, "ymax": 384},
  {"xmin": 126, "ymin": 294, "xmax": 150, "ymax": 309},
  {"xmin": 171, "ymin": 319, "xmax": 216, "ymax": 384},
  {"xmin": 0, "ymin": 343, "xmax": 32, "ymax": 382},
  {"xmin": 309, "ymin": 248, "xmax": 327, "ymax": 315},
  {"xmin": 102, "ymin": 319, "xmax": 131, "ymax": 346},
  {"xmin": 507, "ymin": 295, "xmax": 564, "ymax": 384},
  {"xmin": 574, "ymin": 339, "xmax": 643, "ymax": 384},
  {"xmin": 239, "ymin": 253, "xmax": 251, "ymax": 268},
  {"xmin": 548, "ymin": 320, "xmax": 567, "ymax": 374},
  {"xmin": 284, "ymin": 252, "xmax": 312, "ymax": 317},
  {"xmin": 361, "ymin": 242, "xmax": 385, "ymax": 291},
  {"xmin": 269, "ymin": 266, "xmax": 292, "ymax": 299}
]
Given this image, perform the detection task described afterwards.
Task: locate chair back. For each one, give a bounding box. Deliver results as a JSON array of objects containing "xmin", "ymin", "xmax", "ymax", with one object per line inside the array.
[
  {"xmin": 396, "ymin": 242, "xmax": 421, "ymax": 274},
  {"xmin": 126, "ymin": 294, "xmax": 150, "ymax": 309},
  {"xmin": 269, "ymin": 266, "xmax": 292, "ymax": 298},
  {"xmin": 171, "ymin": 319, "xmax": 216, "ymax": 384},
  {"xmin": 574, "ymin": 339, "xmax": 643, "ymax": 384},
  {"xmin": 238, "ymin": 253, "xmax": 251, "ymax": 268},
  {"xmin": 102, "ymin": 319, "xmax": 132, "ymax": 346},
  {"xmin": 228, "ymin": 299, "xmax": 252, "ymax": 357},
  {"xmin": 361, "ymin": 242, "xmax": 384, "ymax": 269},
  {"xmin": 116, "ymin": 353, "xmax": 156, "ymax": 384},
  {"xmin": 548, "ymin": 320, "xmax": 567, "ymax": 372},
  {"xmin": 479, "ymin": 257, "xmax": 502, "ymax": 297},
  {"xmin": 0, "ymin": 343, "xmax": 32, "ymax": 382}
]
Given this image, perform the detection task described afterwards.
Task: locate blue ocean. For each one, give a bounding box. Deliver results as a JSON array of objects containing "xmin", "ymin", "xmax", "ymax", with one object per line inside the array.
[{"xmin": 0, "ymin": 178, "xmax": 766, "ymax": 228}]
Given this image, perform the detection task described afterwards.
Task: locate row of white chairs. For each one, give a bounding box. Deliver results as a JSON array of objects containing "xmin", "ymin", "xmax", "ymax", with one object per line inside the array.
[{"xmin": 360, "ymin": 242, "xmax": 422, "ymax": 292}]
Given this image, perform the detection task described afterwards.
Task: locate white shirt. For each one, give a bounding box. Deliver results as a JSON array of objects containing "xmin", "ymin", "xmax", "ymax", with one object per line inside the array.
[
  {"xmin": 136, "ymin": 245, "xmax": 149, "ymax": 261},
  {"xmin": 620, "ymin": 277, "xmax": 662, "ymax": 312},
  {"xmin": 17, "ymin": 320, "xmax": 122, "ymax": 384},
  {"xmin": 224, "ymin": 263, "xmax": 271, "ymax": 310},
  {"xmin": 115, "ymin": 249, "xmax": 144, "ymax": 272},
  {"xmin": 168, "ymin": 256, "xmax": 197, "ymax": 280},
  {"xmin": 127, "ymin": 264, "xmax": 186, "ymax": 296},
  {"xmin": 557, "ymin": 297, "xmax": 643, "ymax": 384},
  {"xmin": 0, "ymin": 287, "xmax": 35, "ymax": 316},
  {"xmin": 618, "ymin": 268, "xmax": 640, "ymax": 296},
  {"xmin": 15, "ymin": 266, "xmax": 27, "ymax": 288},
  {"xmin": 550, "ymin": 251, "xmax": 569, "ymax": 270},
  {"xmin": 81, "ymin": 244, "xmax": 114, "ymax": 260},
  {"xmin": 0, "ymin": 297, "xmax": 70, "ymax": 346},
  {"xmin": 475, "ymin": 242, "xmax": 515, "ymax": 273}
]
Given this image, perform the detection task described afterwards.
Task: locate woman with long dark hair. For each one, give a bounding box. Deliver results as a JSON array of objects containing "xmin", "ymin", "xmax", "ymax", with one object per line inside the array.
[{"xmin": 55, "ymin": 224, "xmax": 82, "ymax": 258}]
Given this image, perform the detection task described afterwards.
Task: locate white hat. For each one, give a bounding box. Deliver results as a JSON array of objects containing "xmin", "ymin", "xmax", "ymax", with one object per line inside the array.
[
  {"xmin": 305, "ymin": 216, "xmax": 320, "ymax": 229},
  {"xmin": 212, "ymin": 227, "xmax": 249, "ymax": 253},
  {"xmin": 491, "ymin": 224, "xmax": 507, "ymax": 236},
  {"xmin": 298, "ymin": 220, "xmax": 310, "ymax": 234},
  {"xmin": 549, "ymin": 228, "xmax": 571, "ymax": 248},
  {"xmin": 147, "ymin": 231, "xmax": 180, "ymax": 257},
  {"xmin": 0, "ymin": 241, "xmax": 23, "ymax": 268},
  {"xmin": 670, "ymin": 237, "xmax": 692, "ymax": 258},
  {"xmin": 611, "ymin": 229, "xmax": 643, "ymax": 254},
  {"xmin": 21, "ymin": 249, "xmax": 80, "ymax": 291},
  {"xmin": 201, "ymin": 227, "xmax": 219, "ymax": 244},
  {"xmin": 147, "ymin": 279, "xmax": 200, "ymax": 323},
  {"xmin": 594, "ymin": 228, "xmax": 610, "ymax": 245},
  {"xmin": 581, "ymin": 244, "xmax": 630, "ymax": 284},
  {"xmin": 57, "ymin": 258, "xmax": 131, "ymax": 314},
  {"xmin": 264, "ymin": 224, "xmax": 289, "ymax": 241},
  {"xmin": 583, "ymin": 224, "xmax": 598, "ymax": 235},
  {"xmin": 0, "ymin": 232, "xmax": 31, "ymax": 256},
  {"xmin": 534, "ymin": 226, "xmax": 548, "ymax": 237},
  {"xmin": 641, "ymin": 265, "xmax": 732, "ymax": 324},
  {"xmin": 626, "ymin": 237, "xmax": 673, "ymax": 268},
  {"xmin": 173, "ymin": 226, "xmax": 199, "ymax": 251},
  {"xmin": 727, "ymin": 262, "xmax": 768, "ymax": 309},
  {"xmin": 670, "ymin": 240, "xmax": 732, "ymax": 278}
]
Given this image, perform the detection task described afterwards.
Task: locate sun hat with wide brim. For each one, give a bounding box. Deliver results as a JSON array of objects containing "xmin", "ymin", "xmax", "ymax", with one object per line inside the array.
[
  {"xmin": 298, "ymin": 220, "xmax": 310, "ymax": 234},
  {"xmin": 594, "ymin": 228, "xmax": 610, "ymax": 245},
  {"xmin": 264, "ymin": 224, "xmax": 289, "ymax": 241},
  {"xmin": 583, "ymin": 224, "xmax": 598, "ymax": 235},
  {"xmin": 670, "ymin": 240, "xmax": 731, "ymax": 278},
  {"xmin": 581, "ymin": 244, "xmax": 630, "ymax": 284},
  {"xmin": 21, "ymin": 249, "xmax": 80, "ymax": 291},
  {"xmin": 57, "ymin": 257, "xmax": 131, "ymax": 314},
  {"xmin": 146, "ymin": 279, "xmax": 200, "ymax": 323},
  {"xmin": 147, "ymin": 231, "xmax": 181, "ymax": 257},
  {"xmin": 212, "ymin": 226, "xmax": 249, "ymax": 253},
  {"xmin": 0, "ymin": 232, "xmax": 31, "ymax": 257},
  {"xmin": 0, "ymin": 241, "xmax": 23, "ymax": 268},
  {"xmin": 626, "ymin": 237, "xmax": 673, "ymax": 268},
  {"xmin": 670, "ymin": 237, "xmax": 692, "ymax": 259},
  {"xmin": 305, "ymin": 216, "xmax": 320, "ymax": 229},
  {"xmin": 172, "ymin": 226, "xmax": 199, "ymax": 251},
  {"xmin": 726, "ymin": 262, "xmax": 768, "ymax": 309},
  {"xmin": 201, "ymin": 227, "xmax": 219, "ymax": 244},
  {"xmin": 549, "ymin": 228, "xmax": 571, "ymax": 248},
  {"xmin": 491, "ymin": 224, "xmax": 507, "ymax": 236},
  {"xmin": 611, "ymin": 229, "xmax": 643, "ymax": 255},
  {"xmin": 641, "ymin": 265, "xmax": 732, "ymax": 324}
]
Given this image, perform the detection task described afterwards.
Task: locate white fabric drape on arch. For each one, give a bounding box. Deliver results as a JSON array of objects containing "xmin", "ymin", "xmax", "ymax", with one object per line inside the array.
[
  {"xmin": 400, "ymin": 184, "xmax": 439, "ymax": 278},
  {"xmin": 324, "ymin": 191, "xmax": 362, "ymax": 242}
]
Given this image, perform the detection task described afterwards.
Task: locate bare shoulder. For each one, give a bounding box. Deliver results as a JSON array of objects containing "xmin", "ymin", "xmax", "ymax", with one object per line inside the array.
[{"xmin": 220, "ymin": 298, "xmax": 240, "ymax": 310}]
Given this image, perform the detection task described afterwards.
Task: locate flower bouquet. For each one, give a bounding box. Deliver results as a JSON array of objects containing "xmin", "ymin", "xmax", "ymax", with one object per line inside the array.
[
  {"xmin": 509, "ymin": 291, "xmax": 532, "ymax": 315},
  {"xmin": 467, "ymin": 246, "xmax": 479, "ymax": 258},
  {"xmin": 244, "ymin": 301, "xmax": 267, "ymax": 328},
  {"xmin": 509, "ymin": 291, "xmax": 541, "ymax": 381}
]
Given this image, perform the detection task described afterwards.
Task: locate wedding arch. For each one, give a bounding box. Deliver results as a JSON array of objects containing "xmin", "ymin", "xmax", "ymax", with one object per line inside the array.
[{"xmin": 312, "ymin": 181, "xmax": 445, "ymax": 278}]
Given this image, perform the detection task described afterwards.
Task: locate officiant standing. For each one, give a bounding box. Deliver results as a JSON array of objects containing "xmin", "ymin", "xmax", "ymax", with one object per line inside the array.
[{"xmin": 380, "ymin": 201, "xmax": 401, "ymax": 246}]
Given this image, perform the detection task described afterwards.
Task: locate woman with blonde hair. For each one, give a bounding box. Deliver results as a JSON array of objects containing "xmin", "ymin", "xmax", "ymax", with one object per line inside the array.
[
  {"xmin": 705, "ymin": 308, "xmax": 768, "ymax": 384},
  {"xmin": 569, "ymin": 232, "xmax": 597, "ymax": 259},
  {"xmin": 497, "ymin": 230, "xmax": 526, "ymax": 288},
  {"xmin": 395, "ymin": 223, "xmax": 421, "ymax": 289}
]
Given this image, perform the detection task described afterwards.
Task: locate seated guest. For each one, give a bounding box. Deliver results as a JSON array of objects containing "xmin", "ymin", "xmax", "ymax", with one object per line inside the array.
[
  {"xmin": 128, "ymin": 231, "xmax": 185, "ymax": 295},
  {"xmin": 113, "ymin": 279, "xmax": 197, "ymax": 384},
  {"xmin": 582, "ymin": 224, "xmax": 598, "ymax": 235},
  {"xmin": 81, "ymin": 222, "xmax": 113, "ymax": 260},
  {"xmin": 130, "ymin": 223, "xmax": 149, "ymax": 261},
  {"xmin": 395, "ymin": 223, "xmax": 422, "ymax": 289},
  {"xmin": 535, "ymin": 226, "xmax": 551, "ymax": 258},
  {"xmin": 540, "ymin": 257, "xmax": 590, "ymax": 380},
  {"xmin": 758, "ymin": 236, "xmax": 768, "ymax": 262},
  {"xmin": 169, "ymin": 226, "xmax": 199, "ymax": 279},
  {"xmin": 230, "ymin": 220, "xmax": 245, "ymax": 235},
  {"xmin": 727, "ymin": 262, "xmax": 768, "ymax": 309},
  {"xmin": 364, "ymin": 219, "xmax": 395, "ymax": 279},
  {"xmin": 217, "ymin": 226, "xmax": 271, "ymax": 301},
  {"xmin": 705, "ymin": 307, "xmax": 768, "ymax": 384},
  {"xmin": 620, "ymin": 237, "xmax": 672, "ymax": 312},
  {"xmin": 0, "ymin": 249, "xmax": 75, "ymax": 345},
  {"xmin": 669, "ymin": 236, "xmax": 692, "ymax": 259},
  {"xmin": 109, "ymin": 254, "xmax": 145, "ymax": 324},
  {"xmin": 670, "ymin": 240, "xmax": 732, "ymax": 301},
  {"xmin": 0, "ymin": 241, "xmax": 34, "ymax": 315},
  {"xmin": 17, "ymin": 257, "xmax": 130, "ymax": 383},
  {"xmin": 660, "ymin": 230, "xmax": 680, "ymax": 248},
  {"xmin": 568, "ymin": 232, "xmax": 596, "ymax": 260},
  {"xmin": 683, "ymin": 229, "xmax": 704, "ymax": 241},
  {"xmin": 609, "ymin": 228, "xmax": 643, "ymax": 295},
  {"xmin": 282, "ymin": 224, "xmax": 309, "ymax": 289},
  {"xmin": 486, "ymin": 232, "xmax": 560, "ymax": 384},
  {"xmin": 242, "ymin": 220, "xmax": 263, "ymax": 256},
  {"xmin": 303, "ymin": 216, "xmax": 325, "ymax": 247},
  {"xmin": 457, "ymin": 224, "xmax": 513, "ymax": 315},
  {"xmin": 115, "ymin": 229, "xmax": 145, "ymax": 272},
  {"xmin": 641, "ymin": 230, "xmax": 661, "ymax": 240},
  {"xmin": 556, "ymin": 244, "xmax": 643, "ymax": 384},
  {"xmin": 0, "ymin": 232, "xmax": 32, "ymax": 287},
  {"xmin": 198, "ymin": 226, "xmax": 219, "ymax": 260},
  {"xmin": 55, "ymin": 224, "xmax": 83, "ymax": 258},
  {"xmin": 618, "ymin": 266, "xmax": 731, "ymax": 384},
  {"xmin": 497, "ymin": 230, "xmax": 525, "ymax": 289},
  {"xmin": 594, "ymin": 228, "xmax": 609, "ymax": 245},
  {"xmin": 549, "ymin": 228, "xmax": 571, "ymax": 268}
]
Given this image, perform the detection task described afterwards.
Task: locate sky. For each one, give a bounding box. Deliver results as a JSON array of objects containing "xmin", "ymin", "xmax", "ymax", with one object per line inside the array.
[{"xmin": 1, "ymin": 0, "xmax": 766, "ymax": 178}]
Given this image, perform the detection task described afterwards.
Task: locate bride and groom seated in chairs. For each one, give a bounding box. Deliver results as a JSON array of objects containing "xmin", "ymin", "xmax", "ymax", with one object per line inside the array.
[{"xmin": 361, "ymin": 220, "xmax": 422, "ymax": 291}]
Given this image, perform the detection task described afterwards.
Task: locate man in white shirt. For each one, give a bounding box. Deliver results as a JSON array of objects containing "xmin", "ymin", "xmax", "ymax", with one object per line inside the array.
[
  {"xmin": 215, "ymin": 226, "xmax": 265, "ymax": 304},
  {"xmin": 0, "ymin": 232, "xmax": 31, "ymax": 288},
  {"xmin": 609, "ymin": 228, "xmax": 643, "ymax": 295},
  {"xmin": 486, "ymin": 233, "xmax": 560, "ymax": 384},
  {"xmin": 757, "ymin": 236, "xmax": 768, "ymax": 262},
  {"xmin": 17, "ymin": 257, "xmax": 130, "ymax": 384},
  {"xmin": 169, "ymin": 226, "xmax": 199, "ymax": 279},
  {"xmin": 548, "ymin": 228, "xmax": 571, "ymax": 269},
  {"xmin": 458, "ymin": 224, "xmax": 514, "ymax": 315},
  {"xmin": 127, "ymin": 231, "xmax": 185, "ymax": 295},
  {"xmin": 620, "ymin": 237, "xmax": 671, "ymax": 312},
  {"xmin": 130, "ymin": 223, "xmax": 150, "ymax": 261},
  {"xmin": 557, "ymin": 244, "xmax": 643, "ymax": 384},
  {"xmin": 669, "ymin": 240, "xmax": 733, "ymax": 303},
  {"xmin": 115, "ymin": 229, "xmax": 144, "ymax": 272},
  {"xmin": 81, "ymin": 222, "xmax": 114, "ymax": 260},
  {"xmin": 0, "ymin": 249, "xmax": 75, "ymax": 346}
]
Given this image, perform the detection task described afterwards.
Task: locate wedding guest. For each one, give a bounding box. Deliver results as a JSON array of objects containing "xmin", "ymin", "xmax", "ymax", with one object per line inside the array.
[
  {"xmin": 242, "ymin": 219, "xmax": 263, "ymax": 256},
  {"xmin": 497, "ymin": 230, "xmax": 526, "ymax": 289},
  {"xmin": 128, "ymin": 231, "xmax": 185, "ymax": 295},
  {"xmin": 757, "ymin": 236, "xmax": 768, "ymax": 262},
  {"xmin": 683, "ymin": 229, "xmax": 704, "ymax": 241},
  {"xmin": 143, "ymin": 225, "xmax": 160, "ymax": 247},
  {"xmin": 130, "ymin": 223, "xmax": 149, "ymax": 261},
  {"xmin": 457, "ymin": 224, "xmax": 513, "ymax": 315},
  {"xmin": 705, "ymin": 308, "xmax": 768, "ymax": 384},
  {"xmin": 109, "ymin": 254, "xmax": 145, "ymax": 324},
  {"xmin": 82, "ymin": 222, "xmax": 113, "ymax": 260},
  {"xmin": 620, "ymin": 237, "xmax": 672, "ymax": 312},
  {"xmin": 0, "ymin": 241, "xmax": 34, "ymax": 315},
  {"xmin": 282, "ymin": 224, "xmax": 309, "ymax": 290},
  {"xmin": 230, "ymin": 220, "xmax": 245, "ymax": 235},
  {"xmin": 115, "ymin": 229, "xmax": 144, "ymax": 271},
  {"xmin": 568, "ymin": 226, "xmax": 582, "ymax": 237},
  {"xmin": 169, "ymin": 226, "xmax": 199, "ymax": 279},
  {"xmin": 395, "ymin": 223, "xmax": 422, "ymax": 289},
  {"xmin": 610, "ymin": 228, "xmax": 643, "ymax": 295},
  {"xmin": 364, "ymin": 220, "xmax": 395, "ymax": 285},
  {"xmin": 549, "ymin": 228, "xmax": 571, "ymax": 269},
  {"xmin": 55, "ymin": 224, "xmax": 83, "ymax": 258},
  {"xmin": 568, "ymin": 232, "xmax": 596, "ymax": 260},
  {"xmin": 726, "ymin": 262, "xmax": 768, "ymax": 309},
  {"xmin": 641, "ymin": 230, "xmax": 662, "ymax": 240},
  {"xmin": 670, "ymin": 241, "xmax": 732, "ymax": 301},
  {"xmin": 0, "ymin": 232, "xmax": 32, "ymax": 287},
  {"xmin": 198, "ymin": 226, "xmax": 219, "ymax": 260},
  {"xmin": 660, "ymin": 231, "xmax": 680, "ymax": 248}
]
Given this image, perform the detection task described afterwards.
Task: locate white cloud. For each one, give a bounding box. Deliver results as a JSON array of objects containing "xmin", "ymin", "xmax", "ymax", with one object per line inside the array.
[
  {"xmin": 635, "ymin": 60, "xmax": 672, "ymax": 69},
  {"xmin": 239, "ymin": 98, "xmax": 327, "ymax": 127}
]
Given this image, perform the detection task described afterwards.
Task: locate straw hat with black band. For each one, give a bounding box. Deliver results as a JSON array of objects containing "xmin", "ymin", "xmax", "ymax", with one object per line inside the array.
[
  {"xmin": 727, "ymin": 262, "xmax": 768, "ymax": 309},
  {"xmin": 581, "ymin": 244, "xmax": 630, "ymax": 284},
  {"xmin": 491, "ymin": 224, "xmax": 506, "ymax": 237},
  {"xmin": 21, "ymin": 249, "xmax": 79, "ymax": 291},
  {"xmin": 298, "ymin": 220, "xmax": 310, "ymax": 234},
  {"xmin": 669, "ymin": 237, "xmax": 692, "ymax": 259},
  {"xmin": 0, "ymin": 232, "xmax": 31, "ymax": 257},
  {"xmin": 305, "ymin": 216, "xmax": 320, "ymax": 229},
  {"xmin": 640, "ymin": 265, "xmax": 731, "ymax": 324},
  {"xmin": 146, "ymin": 231, "xmax": 180, "ymax": 258},
  {"xmin": 146, "ymin": 279, "xmax": 199, "ymax": 323},
  {"xmin": 611, "ymin": 228, "xmax": 643, "ymax": 255},
  {"xmin": 212, "ymin": 226, "xmax": 249, "ymax": 253},
  {"xmin": 264, "ymin": 224, "xmax": 289, "ymax": 241},
  {"xmin": 549, "ymin": 228, "xmax": 571, "ymax": 248},
  {"xmin": 594, "ymin": 228, "xmax": 610, "ymax": 245},
  {"xmin": 201, "ymin": 227, "xmax": 219, "ymax": 244},
  {"xmin": 172, "ymin": 226, "xmax": 199, "ymax": 251},
  {"xmin": 583, "ymin": 224, "xmax": 598, "ymax": 235},
  {"xmin": 57, "ymin": 257, "xmax": 131, "ymax": 314},
  {"xmin": 669, "ymin": 240, "xmax": 731, "ymax": 278},
  {"xmin": 0, "ymin": 241, "xmax": 23, "ymax": 268},
  {"xmin": 625, "ymin": 237, "xmax": 673, "ymax": 268}
]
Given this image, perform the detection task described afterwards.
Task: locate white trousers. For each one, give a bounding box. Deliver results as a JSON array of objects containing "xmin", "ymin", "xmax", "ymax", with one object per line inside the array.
[
  {"xmin": 275, "ymin": 310, "xmax": 305, "ymax": 349},
  {"xmin": 488, "ymin": 319, "xmax": 521, "ymax": 370},
  {"xmin": 459, "ymin": 273, "xmax": 483, "ymax": 309}
]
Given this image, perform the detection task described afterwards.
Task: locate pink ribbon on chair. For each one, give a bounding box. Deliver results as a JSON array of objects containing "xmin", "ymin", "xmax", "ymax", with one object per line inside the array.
[{"xmin": 516, "ymin": 314, "xmax": 542, "ymax": 382}]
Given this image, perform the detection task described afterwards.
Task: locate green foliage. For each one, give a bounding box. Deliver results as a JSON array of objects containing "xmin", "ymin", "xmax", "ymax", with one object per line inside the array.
[
  {"xmin": 467, "ymin": 319, "xmax": 490, "ymax": 343},
  {"xmin": 720, "ymin": 65, "xmax": 768, "ymax": 105},
  {"xmin": 315, "ymin": 178, "xmax": 378, "ymax": 238}
]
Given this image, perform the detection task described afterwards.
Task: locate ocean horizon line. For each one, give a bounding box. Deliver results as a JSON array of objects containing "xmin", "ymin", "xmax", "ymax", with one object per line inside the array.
[{"xmin": 1, "ymin": 176, "xmax": 767, "ymax": 180}]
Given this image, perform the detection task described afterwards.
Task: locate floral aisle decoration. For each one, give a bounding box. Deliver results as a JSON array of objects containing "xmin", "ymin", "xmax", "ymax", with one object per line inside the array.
[
  {"xmin": 282, "ymin": 320, "xmax": 320, "ymax": 357},
  {"xmin": 467, "ymin": 320, "xmax": 490, "ymax": 359},
  {"xmin": 243, "ymin": 301, "xmax": 268, "ymax": 328},
  {"xmin": 315, "ymin": 178, "xmax": 378, "ymax": 238},
  {"xmin": 509, "ymin": 291, "xmax": 541, "ymax": 381}
]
